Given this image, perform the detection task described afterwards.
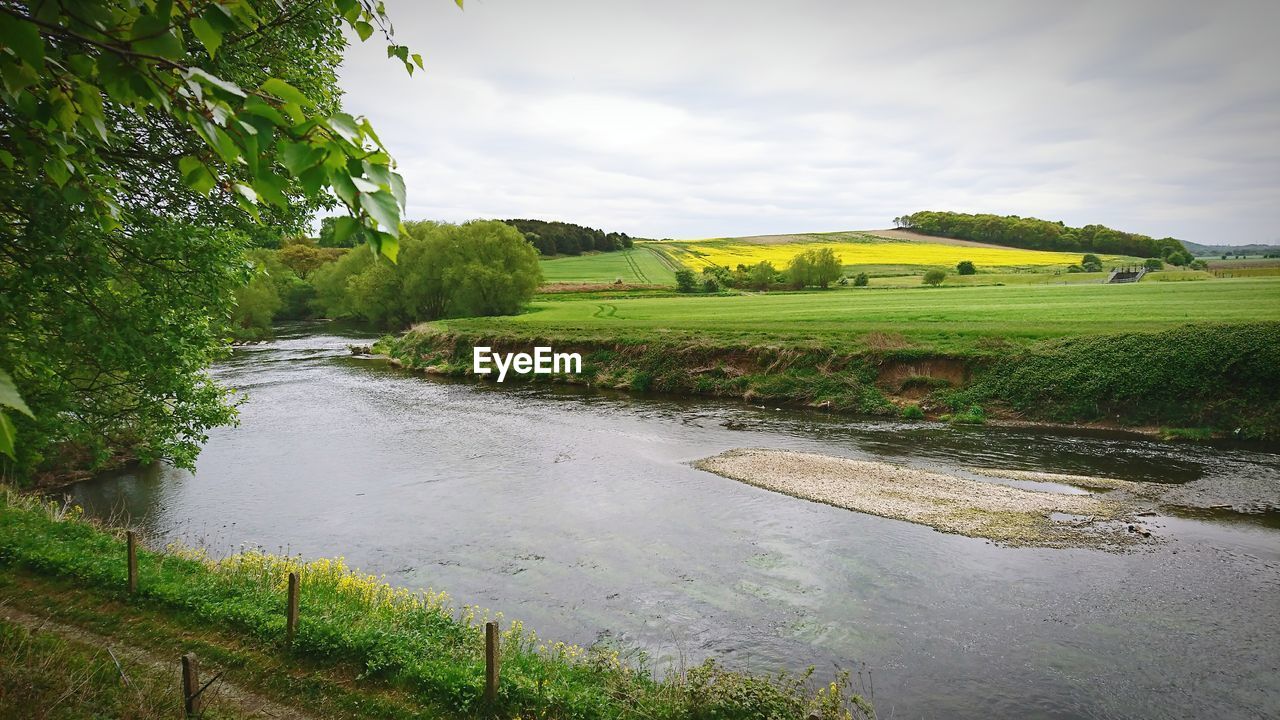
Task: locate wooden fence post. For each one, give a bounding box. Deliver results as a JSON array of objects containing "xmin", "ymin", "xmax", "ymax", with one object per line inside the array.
[
  {"xmin": 181, "ymin": 653, "xmax": 202, "ymax": 716},
  {"xmin": 286, "ymin": 571, "xmax": 300, "ymax": 647},
  {"xmin": 126, "ymin": 531, "xmax": 138, "ymax": 594},
  {"xmin": 484, "ymin": 621, "xmax": 500, "ymax": 703}
]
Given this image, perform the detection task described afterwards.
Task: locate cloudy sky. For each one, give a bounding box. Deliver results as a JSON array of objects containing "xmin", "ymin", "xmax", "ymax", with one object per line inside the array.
[{"xmin": 337, "ymin": 0, "xmax": 1279, "ymax": 244}]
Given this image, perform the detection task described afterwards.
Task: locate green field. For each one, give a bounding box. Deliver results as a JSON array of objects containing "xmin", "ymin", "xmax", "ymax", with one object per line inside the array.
[
  {"xmin": 538, "ymin": 246, "xmax": 678, "ymax": 284},
  {"xmin": 435, "ymin": 277, "xmax": 1280, "ymax": 351}
]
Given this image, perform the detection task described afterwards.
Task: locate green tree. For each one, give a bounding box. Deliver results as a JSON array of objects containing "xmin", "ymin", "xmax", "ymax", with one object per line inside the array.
[
  {"xmin": 315, "ymin": 221, "xmax": 542, "ymax": 327},
  {"xmin": 1, "ymin": 0, "xmax": 455, "ymax": 479},
  {"xmin": 853, "ymin": 272, "xmax": 869, "ymax": 287},
  {"xmin": 674, "ymin": 269, "xmax": 697, "ymax": 292},
  {"xmin": 1081, "ymin": 254, "xmax": 1104, "ymax": 272},
  {"xmin": 1143, "ymin": 258, "xmax": 1164, "ymax": 271},
  {"xmin": 810, "ymin": 247, "xmax": 842, "ymax": 288},
  {"xmin": 956, "ymin": 260, "xmax": 976, "ymax": 275},
  {"xmin": 748, "ymin": 261, "xmax": 777, "ymax": 291},
  {"xmin": 923, "ymin": 269, "xmax": 946, "ymax": 286},
  {"xmin": 786, "ymin": 252, "xmax": 813, "ymax": 289}
]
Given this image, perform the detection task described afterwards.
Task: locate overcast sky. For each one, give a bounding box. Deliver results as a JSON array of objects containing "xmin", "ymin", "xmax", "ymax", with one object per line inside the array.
[{"xmin": 337, "ymin": 0, "xmax": 1279, "ymax": 244}]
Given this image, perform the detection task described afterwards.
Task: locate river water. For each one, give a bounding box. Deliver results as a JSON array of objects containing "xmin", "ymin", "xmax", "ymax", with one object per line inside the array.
[{"xmin": 67, "ymin": 324, "xmax": 1280, "ymax": 719}]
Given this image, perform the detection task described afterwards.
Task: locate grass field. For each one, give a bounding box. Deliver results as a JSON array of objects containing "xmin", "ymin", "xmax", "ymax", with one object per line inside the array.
[
  {"xmin": 538, "ymin": 246, "xmax": 677, "ymax": 284},
  {"xmin": 655, "ymin": 232, "xmax": 1136, "ymax": 275},
  {"xmin": 436, "ymin": 277, "xmax": 1280, "ymax": 351}
]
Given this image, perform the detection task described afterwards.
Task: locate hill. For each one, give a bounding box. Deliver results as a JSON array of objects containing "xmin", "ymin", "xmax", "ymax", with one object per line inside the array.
[{"xmin": 1179, "ymin": 239, "xmax": 1280, "ymax": 257}]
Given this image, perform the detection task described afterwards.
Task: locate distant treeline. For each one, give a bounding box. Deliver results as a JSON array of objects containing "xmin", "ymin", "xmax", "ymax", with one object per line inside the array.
[
  {"xmin": 503, "ymin": 219, "xmax": 633, "ymax": 256},
  {"xmin": 898, "ymin": 211, "xmax": 1185, "ymax": 259}
]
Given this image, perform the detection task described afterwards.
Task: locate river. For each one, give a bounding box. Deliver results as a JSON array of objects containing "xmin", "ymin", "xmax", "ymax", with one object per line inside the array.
[{"xmin": 66, "ymin": 323, "xmax": 1280, "ymax": 719}]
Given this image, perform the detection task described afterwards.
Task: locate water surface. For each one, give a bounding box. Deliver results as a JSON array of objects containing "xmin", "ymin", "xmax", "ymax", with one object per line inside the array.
[{"xmin": 69, "ymin": 324, "xmax": 1280, "ymax": 719}]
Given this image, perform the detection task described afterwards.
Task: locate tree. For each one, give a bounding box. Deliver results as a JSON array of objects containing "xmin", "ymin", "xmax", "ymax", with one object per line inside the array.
[
  {"xmin": 786, "ymin": 248, "xmax": 842, "ymax": 289},
  {"xmin": 314, "ymin": 221, "xmax": 543, "ymax": 327},
  {"xmin": 1, "ymin": 0, "xmax": 456, "ymax": 479},
  {"xmin": 674, "ymin": 269, "xmax": 697, "ymax": 292},
  {"xmin": 786, "ymin": 252, "xmax": 813, "ymax": 289},
  {"xmin": 1143, "ymin": 258, "xmax": 1164, "ymax": 271},
  {"xmin": 810, "ymin": 247, "xmax": 842, "ymax": 288},
  {"xmin": 1081, "ymin": 254, "xmax": 1103, "ymax": 272},
  {"xmin": 923, "ymin": 269, "xmax": 946, "ymax": 286},
  {"xmin": 748, "ymin": 261, "xmax": 777, "ymax": 291},
  {"xmin": 853, "ymin": 272, "xmax": 869, "ymax": 287},
  {"xmin": 956, "ymin": 260, "xmax": 976, "ymax": 275}
]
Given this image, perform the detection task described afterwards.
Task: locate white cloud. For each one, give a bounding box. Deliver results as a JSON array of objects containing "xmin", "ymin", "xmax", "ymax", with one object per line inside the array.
[{"xmin": 337, "ymin": 0, "xmax": 1280, "ymax": 243}]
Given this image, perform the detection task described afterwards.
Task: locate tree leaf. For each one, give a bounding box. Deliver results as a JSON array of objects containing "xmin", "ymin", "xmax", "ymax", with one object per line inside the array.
[
  {"xmin": 260, "ymin": 78, "xmax": 311, "ymax": 107},
  {"xmin": 359, "ymin": 189, "xmax": 400, "ymax": 233},
  {"xmin": 184, "ymin": 68, "xmax": 245, "ymax": 98},
  {"xmin": 178, "ymin": 156, "xmax": 217, "ymax": 195},
  {"xmin": 0, "ymin": 15, "xmax": 44, "ymax": 68},
  {"xmin": 190, "ymin": 16, "xmax": 223, "ymax": 58},
  {"xmin": 332, "ymin": 216, "xmax": 359, "ymax": 245},
  {"xmin": 0, "ymin": 411, "xmax": 15, "ymax": 460},
  {"xmin": 0, "ymin": 369, "xmax": 33, "ymax": 417},
  {"xmin": 354, "ymin": 21, "xmax": 373, "ymax": 41}
]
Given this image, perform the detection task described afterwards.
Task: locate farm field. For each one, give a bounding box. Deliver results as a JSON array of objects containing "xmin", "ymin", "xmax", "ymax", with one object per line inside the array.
[
  {"xmin": 654, "ymin": 231, "xmax": 1138, "ymax": 275},
  {"xmin": 436, "ymin": 277, "xmax": 1280, "ymax": 352},
  {"xmin": 537, "ymin": 246, "xmax": 677, "ymax": 284}
]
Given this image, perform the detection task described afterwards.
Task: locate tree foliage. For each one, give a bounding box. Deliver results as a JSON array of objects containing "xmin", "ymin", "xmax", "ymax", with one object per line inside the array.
[
  {"xmin": 503, "ymin": 219, "xmax": 632, "ymax": 256},
  {"xmin": 786, "ymin": 247, "xmax": 842, "ymax": 289},
  {"xmin": 923, "ymin": 269, "xmax": 946, "ymax": 286},
  {"xmin": 901, "ymin": 211, "xmax": 1184, "ymax": 258},
  {"xmin": 956, "ymin": 260, "xmax": 976, "ymax": 275},
  {"xmin": 0, "ymin": 0, "xmax": 455, "ymax": 479},
  {"xmin": 312, "ymin": 220, "xmax": 543, "ymax": 327}
]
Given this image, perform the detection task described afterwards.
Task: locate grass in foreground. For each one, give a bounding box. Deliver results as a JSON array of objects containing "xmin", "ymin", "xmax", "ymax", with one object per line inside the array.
[
  {"xmin": 0, "ymin": 490, "xmax": 873, "ymax": 720},
  {"xmin": 431, "ymin": 277, "xmax": 1280, "ymax": 352}
]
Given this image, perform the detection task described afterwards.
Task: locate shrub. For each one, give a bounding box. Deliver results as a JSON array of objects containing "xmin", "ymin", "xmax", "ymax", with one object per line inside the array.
[
  {"xmin": 922, "ymin": 269, "xmax": 946, "ymax": 286},
  {"xmin": 674, "ymin": 269, "xmax": 697, "ymax": 293},
  {"xmin": 956, "ymin": 260, "xmax": 976, "ymax": 275},
  {"xmin": 1081, "ymin": 254, "xmax": 1103, "ymax": 272},
  {"xmin": 1066, "ymin": 264, "xmax": 1084, "ymax": 273},
  {"xmin": 949, "ymin": 404, "xmax": 987, "ymax": 425},
  {"xmin": 702, "ymin": 277, "xmax": 720, "ymax": 293},
  {"xmin": 901, "ymin": 404, "xmax": 925, "ymax": 420},
  {"xmin": 1143, "ymin": 258, "xmax": 1164, "ymax": 271},
  {"xmin": 853, "ymin": 272, "xmax": 869, "ymax": 287}
]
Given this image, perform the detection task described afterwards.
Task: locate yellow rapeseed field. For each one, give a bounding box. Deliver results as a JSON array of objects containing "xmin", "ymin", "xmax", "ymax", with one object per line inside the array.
[{"xmin": 671, "ymin": 240, "xmax": 1112, "ymax": 269}]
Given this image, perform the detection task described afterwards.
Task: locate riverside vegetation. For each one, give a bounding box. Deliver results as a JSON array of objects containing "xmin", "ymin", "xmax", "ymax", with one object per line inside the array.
[
  {"xmin": 0, "ymin": 489, "xmax": 873, "ymax": 720},
  {"xmin": 384, "ymin": 280, "xmax": 1280, "ymax": 439}
]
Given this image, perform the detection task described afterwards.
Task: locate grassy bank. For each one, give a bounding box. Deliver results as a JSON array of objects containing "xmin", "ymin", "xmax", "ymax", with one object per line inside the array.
[
  {"xmin": 0, "ymin": 490, "xmax": 871, "ymax": 719},
  {"xmin": 386, "ymin": 296, "xmax": 1280, "ymax": 439}
]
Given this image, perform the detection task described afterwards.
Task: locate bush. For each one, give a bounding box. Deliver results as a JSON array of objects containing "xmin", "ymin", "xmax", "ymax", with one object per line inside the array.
[
  {"xmin": 901, "ymin": 404, "xmax": 925, "ymax": 420},
  {"xmin": 1081, "ymin": 254, "xmax": 1103, "ymax": 272},
  {"xmin": 922, "ymin": 269, "xmax": 946, "ymax": 286},
  {"xmin": 853, "ymin": 272, "xmax": 869, "ymax": 287},
  {"xmin": 956, "ymin": 260, "xmax": 976, "ymax": 275},
  {"xmin": 312, "ymin": 220, "xmax": 542, "ymax": 327},
  {"xmin": 701, "ymin": 277, "xmax": 720, "ymax": 293},
  {"xmin": 949, "ymin": 404, "xmax": 987, "ymax": 425},
  {"xmin": 1143, "ymin": 258, "xmax": 1164, "ymax": 271},
  {"xmin": 675, "ymin": 269, "xmax": 697, "ymax": 293},
  {"xmin": 1066, "ymin": 264, "xmax": 1084, "ymax": 273}
]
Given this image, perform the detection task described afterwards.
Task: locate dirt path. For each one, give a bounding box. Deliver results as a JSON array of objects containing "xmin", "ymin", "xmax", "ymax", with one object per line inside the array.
[{"xmin": 0, "ymin": 602, "xmax": 319, "ymax": 720}]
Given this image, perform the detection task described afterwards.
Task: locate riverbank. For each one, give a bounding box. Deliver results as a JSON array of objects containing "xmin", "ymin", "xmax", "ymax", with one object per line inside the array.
[
  {"xmin": 382, "ymin": 321, "xmax": 1280, "ymax": 440},
  {"xmin": 0, "ymin": 487, "xmax": 872, "ymax": 720},
  {"xmin": 693, "ymin": 449, "xmax": 1154, "ymax": 548}
]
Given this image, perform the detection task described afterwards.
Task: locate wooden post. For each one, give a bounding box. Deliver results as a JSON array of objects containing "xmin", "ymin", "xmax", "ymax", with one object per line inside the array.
[
  {"xmin": 285, "ymin": 571, "xmax": 299, "ymax": 647},
  {"xmin": 126, "ymin": 531, "xmax": 138, "ymax": 594},
  {"xmin": 181, "ymin": 653, "xmax": 202, "ymax": 716},
  {"xmin": 484, "ymin": 621, "xmax": 500, "ymax": 703}
]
